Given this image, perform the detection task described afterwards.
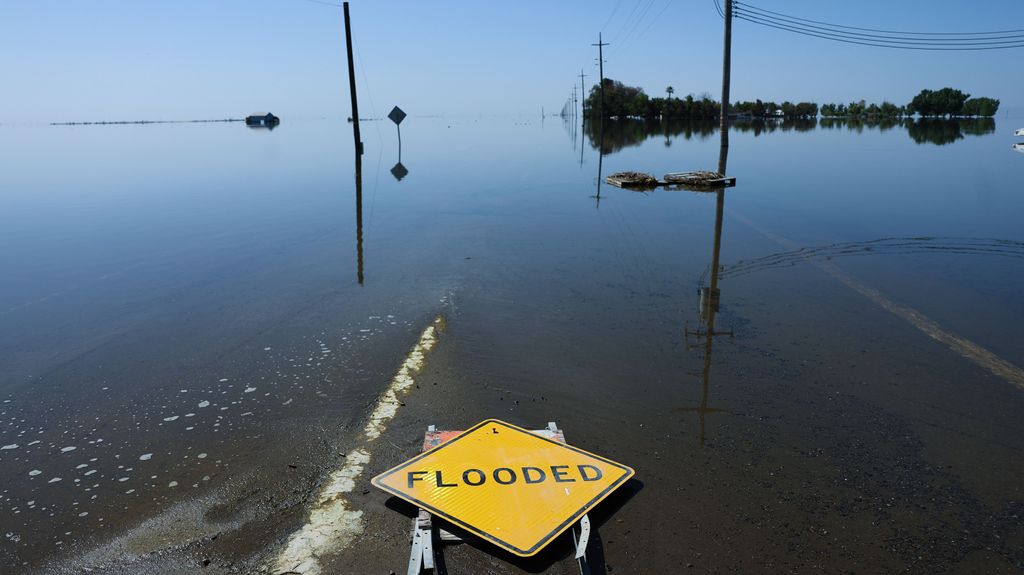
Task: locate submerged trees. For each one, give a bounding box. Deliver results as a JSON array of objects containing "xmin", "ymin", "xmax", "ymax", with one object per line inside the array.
[
  {"xmin": 906, "ymin": 88, "xmax": 999, "ymax": 117},
  {"xmin": 583, "ymin": 80, "xmax": 998, "ymax": 120}
]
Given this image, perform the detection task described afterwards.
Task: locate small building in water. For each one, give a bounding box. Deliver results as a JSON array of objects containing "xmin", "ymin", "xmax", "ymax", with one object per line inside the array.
[{"xmin": 245, "ymin": 113, "xmax": 280, "ymax": 127}]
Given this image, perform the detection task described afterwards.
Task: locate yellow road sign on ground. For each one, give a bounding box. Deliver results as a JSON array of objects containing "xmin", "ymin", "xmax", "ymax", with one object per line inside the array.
[{"xmin": 372, "ymin": 419, "xmax": 634, "ymax": 557}]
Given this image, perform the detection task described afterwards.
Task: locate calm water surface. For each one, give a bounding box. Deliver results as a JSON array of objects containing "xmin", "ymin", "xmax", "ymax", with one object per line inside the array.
[{"xmin": 1, "ymin": 115, "xmax": 1023, "ymax": 573}]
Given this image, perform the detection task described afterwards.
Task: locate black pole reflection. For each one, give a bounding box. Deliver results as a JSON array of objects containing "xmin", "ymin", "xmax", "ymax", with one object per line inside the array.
[
  {"xmin": 355, "ymin": 146, "xmax": 364, "ymax": 285},
  {"xmin": 678, "ymin": 138, "xmax": 734, "ymax": 444},
  {"xmin": 593, "ymin": 119, "xmax": 604, "ymax": 209}
]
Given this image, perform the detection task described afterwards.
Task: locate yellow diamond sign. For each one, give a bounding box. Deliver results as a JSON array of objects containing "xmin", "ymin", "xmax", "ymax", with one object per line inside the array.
[{"xmin": 371, "ymin": 419, "xmax": 634, "ymax": 557}]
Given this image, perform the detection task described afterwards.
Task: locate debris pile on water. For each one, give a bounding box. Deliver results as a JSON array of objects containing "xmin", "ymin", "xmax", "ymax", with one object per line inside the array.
[
  {"xmin": 663, "ymin": 171, "xmax": 724, "ymax": 185},
  {"xmin": 606, "ymin": 171, "xmax": 659, "ymax": 188}
]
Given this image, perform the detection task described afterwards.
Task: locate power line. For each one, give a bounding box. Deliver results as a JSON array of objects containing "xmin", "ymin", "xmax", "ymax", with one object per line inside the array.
[
  {"xmin": 735, "ymin": 13, "xmax": 1024, "ymax": 50},
  {"xmin": 732, "ymin": 1, "xmax": 1024, "ymax": 51},
  {"xmin": 735, "ymin": 4, "xmax": 1024, "ymax": 44},
  {"xmin": 735, "ymin": 1, "xmax": 1024, "ymax": 36},
  {"xmin": 600, "ymin": 0, "xmax": 623, "ymax": 33},
  {"xmin": 290, "ymin": 0, "xmax": 343, "ymax": 7}
]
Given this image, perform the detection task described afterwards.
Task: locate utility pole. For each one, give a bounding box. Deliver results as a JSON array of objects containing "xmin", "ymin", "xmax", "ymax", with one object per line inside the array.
[
  {"xmin": 592, "ymin": 33, "xmax": 609, "ymax": 117},
  {"xmin": 343, "ymin": 2, "xmax": 362, "ymax": 155},
  {"xmin": 578, "ymin": 69, "xmax": 588, "ymax": 119},
  {"xmin": 719, "ymin": 0, "xmax": 733, "ymax": 150},
  {"xmin": 572, "ymin": 85, "xmax": 577, "ymax": 121}
]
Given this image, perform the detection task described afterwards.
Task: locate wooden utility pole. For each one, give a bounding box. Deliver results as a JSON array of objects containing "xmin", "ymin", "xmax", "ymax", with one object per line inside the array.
[
  {"xmin": 719, "ymin": 0, "xmax": 733, "ymax": 150},
  {"xmin": 592, "ymin": 34, "xmax": 609, "ymax": 117},
  {"xmin": 343, "ymin": 2, "xmax": 362, "ymax": 155},
  {"xmin": 578, "ymin": 69, "xmax": 588, "ymax": 120}
]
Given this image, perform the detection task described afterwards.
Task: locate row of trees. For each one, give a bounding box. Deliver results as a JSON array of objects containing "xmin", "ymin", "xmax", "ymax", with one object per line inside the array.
[
  {"xmin": 586, "ymin": 79, "xmax": 722, "ymax": 119},
  {"xmin": 583, "ymin": 79, "xmax": 1000, "ymax": 120},
  {"xmin": 732, "ymin": 100, "xmax": 818, "ymax": 118},
  {"xmin": 906, "ymin": 88, "xmax": 999, "ymax": 117},
  {"xmin": 820, "ymin": 101, "xmax": 905, "ymax": 118}
]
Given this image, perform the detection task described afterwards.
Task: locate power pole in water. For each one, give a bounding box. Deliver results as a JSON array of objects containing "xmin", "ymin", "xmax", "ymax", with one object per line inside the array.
[
  {"xmin": 343, "ymin": 2, "xmax": 362, "ymax": 156},
  {"xmin": 719, "ymin": 0, "xmax": 733, "ymax": 150},
  {"xmin": 579, "ymin": 69, "xmax": 588, "ymax": 120},
  {"xmin": 592, "ymin": 33, "xmax": 609, "ymax": 117}
]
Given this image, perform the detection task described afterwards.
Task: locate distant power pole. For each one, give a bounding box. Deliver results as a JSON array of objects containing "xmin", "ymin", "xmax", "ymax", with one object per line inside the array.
[
  {"xmin": 592, "ymin": 33, "xmax": 609, "ymax": 117},
  {"xmin": 343, "ymin": 2, "xmax": 362, "ymax": 155},
  {"xmin": 719, "ymin": 0, "xmax": 733, "ymax": 150},
  {"xmin": 578, "ymin": 69, "xmax": 588, "ymax": 118}
]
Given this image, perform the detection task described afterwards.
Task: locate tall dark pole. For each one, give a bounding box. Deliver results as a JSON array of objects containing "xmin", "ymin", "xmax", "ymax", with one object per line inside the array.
[
  {"xmin": 592, "ymin": 34, "xmax": 609, "ymax": 117},
  {"xmin": 719, "ymin": 0, "xmax": 733, "ymax": 151},
  {"xmin": 343, "ymin": 2, "xmax": 362, "ymax": 156},
  {"xmin": 579, "ymin": 69, "xmax": 588, "ymax": 122}
]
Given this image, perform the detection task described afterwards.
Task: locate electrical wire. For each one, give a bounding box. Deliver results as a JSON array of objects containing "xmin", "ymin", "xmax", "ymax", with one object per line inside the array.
[
  {"xmin": 736, "ymin": 4, "xmax": 1024, "ymax": 44},
  {"xmin": 290, "ymin": 0, "xmax": 342, "ymax": 7},
  {"xmin": 735, "ymin": 1, "xmax": 1024, "ymax": 36},
  {"xmin": 735, "ymin": 14, "xmax": 1024, "ymax": 50},
  {"xmin": 600, "ymin": 0, "xmax": 623, "ymax": 33},
  {"xmin": 732, "ymin": 1, "xmax": 1024, "ymax": 50}
]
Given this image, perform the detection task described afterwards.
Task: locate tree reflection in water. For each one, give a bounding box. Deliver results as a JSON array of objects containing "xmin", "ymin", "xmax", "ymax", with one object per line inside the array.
[{"xmin": 583, "ymin": 117, "xmax": 997, "ymax": 154}]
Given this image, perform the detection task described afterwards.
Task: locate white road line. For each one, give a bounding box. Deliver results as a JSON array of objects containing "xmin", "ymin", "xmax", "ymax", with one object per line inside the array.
[
  {"xmin": 732, "ymin": 212, "xmax": 1024, "ymax": 391},
  {"xmin": 272, "ymin": 316, "xmax": 444, "ymax": 575}
]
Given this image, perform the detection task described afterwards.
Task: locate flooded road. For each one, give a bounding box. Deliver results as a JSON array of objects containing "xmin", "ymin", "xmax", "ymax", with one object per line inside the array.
[{"xmin": 2, "ymin": 116, "xmax": 1023, "ymax": 573}]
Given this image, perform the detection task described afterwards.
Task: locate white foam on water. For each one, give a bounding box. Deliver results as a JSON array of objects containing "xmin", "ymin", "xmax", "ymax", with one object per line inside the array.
[
  {"xmin": 117, "ymin": 477, "xmax": 129, "ymax": 482},
  {"xmin": 48, "ymin": 477, "xmax": 62, "ymax": 483},
  {"xmin": 244, "ymin": 387, "xmax": 256, "ymax": 393},
  {"xmin": 60, "ymin": 446, "xmax": 76, "ymax": 453},
  {"xmin": 1, "ymin": 444, "xmax": 18, "ymax": 450},
  {"xmin": 84, "ymin": 470, "xmax": 96, "ymax": 476},
  {"xmin": 271, "ymin": 316, "xmax": 443, "ymax": 575},
  {"xmin": 163, "ymin": 416, "xmax": 179, "ymax": 422},
  {"xmin": 219, "ymin": 378, "xmax": 228, "ymax": 382},
  {"xmin": 198, "ymin": 400, "xmax": 210, "ymax": 408},
  {"xmin": 27, "ymin": 440, "xmax": 40, "ymax": 446},
  {"xmin": 139, "ymin": 454, "xmax": 153, "ymax": 461}
]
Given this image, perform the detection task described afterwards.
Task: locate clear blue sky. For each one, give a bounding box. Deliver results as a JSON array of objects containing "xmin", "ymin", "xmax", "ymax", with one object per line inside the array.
[{"xmin": 2, "ymin": 0, "xmax": 1022, "ymax": 123}]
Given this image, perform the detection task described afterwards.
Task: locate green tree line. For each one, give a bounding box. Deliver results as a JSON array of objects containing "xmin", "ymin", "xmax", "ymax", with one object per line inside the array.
[{"xmin": 583, "ymin": 79, "xmax": 999, "ymax": 120}]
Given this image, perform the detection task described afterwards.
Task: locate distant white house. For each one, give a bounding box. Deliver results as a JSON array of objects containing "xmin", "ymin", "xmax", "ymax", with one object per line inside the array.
[{"xmin": 245, "ymin": 113, "xmax": 280, "ymax": 127}]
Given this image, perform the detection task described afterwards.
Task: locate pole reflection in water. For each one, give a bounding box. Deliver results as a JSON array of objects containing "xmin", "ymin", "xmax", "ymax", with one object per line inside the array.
[
  {"xmin": 678, "ymin": 141, "xmax": 735, "ymax": 445},
  {"xmin": 592, "ymin": 118, "xmax": 604, "ymax": 209},
  {"xmin": 355, "ymin": 147, "xmax": 364, "ymax": 285}
]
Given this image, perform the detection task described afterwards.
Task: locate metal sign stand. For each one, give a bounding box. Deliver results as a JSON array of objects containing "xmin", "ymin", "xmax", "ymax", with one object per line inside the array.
[{"xmin": 407, "ymin": 422, "xmax": 592, "ymax": 575}]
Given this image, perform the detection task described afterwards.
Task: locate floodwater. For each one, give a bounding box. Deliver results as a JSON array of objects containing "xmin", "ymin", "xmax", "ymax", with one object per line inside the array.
[{"xmin": 1, "ymin": 115, "xmax": 1023, "ymax": 574}]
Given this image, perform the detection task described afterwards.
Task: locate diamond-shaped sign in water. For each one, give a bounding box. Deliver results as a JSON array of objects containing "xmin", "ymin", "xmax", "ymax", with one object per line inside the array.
[
  {"xmin": 391, "ymin": 162, "xmax": 409, "ymax": 181},
  {"xmin": 388, "ymin": 106, "xmax": 406, "ymax": 126},
  {"xmin": 372, "ymin": 419, "xmax": 634, "ymax": 557}
]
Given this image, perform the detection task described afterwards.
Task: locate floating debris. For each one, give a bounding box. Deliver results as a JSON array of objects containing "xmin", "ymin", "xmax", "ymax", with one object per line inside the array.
[
  {"xmin": 607, "ymin": 170, "xmax": 737, "ymax": 190},
  {"xmin": 663, "ymin": 171, "xmax": 737, "ymax": 188},
  {"xmin": 606, "ymin": 171, "xmax": 659, "ymax": 188}
]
